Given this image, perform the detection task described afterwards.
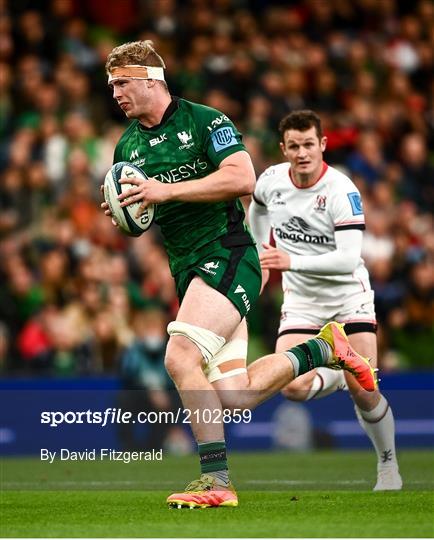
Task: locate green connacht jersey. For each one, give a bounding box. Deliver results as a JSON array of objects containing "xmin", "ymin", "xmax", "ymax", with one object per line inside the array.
[{"xmin": 113, "ymin": 98, "xmax": 255, "ymax": 275}]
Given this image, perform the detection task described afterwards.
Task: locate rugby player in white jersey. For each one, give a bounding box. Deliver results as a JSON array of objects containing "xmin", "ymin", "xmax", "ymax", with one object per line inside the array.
[{"xmin": 249, "ymin": 110, "xmax": 402, "ymax": 491}]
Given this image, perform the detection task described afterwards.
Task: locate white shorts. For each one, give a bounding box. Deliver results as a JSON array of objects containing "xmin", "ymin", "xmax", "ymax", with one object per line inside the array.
[{"xmin": 278, "ymin": 289, "xmax": 377, "ymax": 337}]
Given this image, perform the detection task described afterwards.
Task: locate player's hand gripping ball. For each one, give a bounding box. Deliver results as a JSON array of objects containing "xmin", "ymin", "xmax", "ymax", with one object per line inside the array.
[{"xmin": 104, "ymin": 162, "xmax": 155, "ymax": 236}]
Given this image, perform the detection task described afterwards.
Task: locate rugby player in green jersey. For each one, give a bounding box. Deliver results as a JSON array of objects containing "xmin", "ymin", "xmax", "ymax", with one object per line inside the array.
[{"xmin": 101, "ymin": 40, "xmax": 377, "ymax": 509}]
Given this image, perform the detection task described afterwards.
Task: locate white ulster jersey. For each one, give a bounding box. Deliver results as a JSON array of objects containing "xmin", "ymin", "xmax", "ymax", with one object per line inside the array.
[{"xmin": 253, "ymin": 161, "xmax": 372, "ymax": 304}]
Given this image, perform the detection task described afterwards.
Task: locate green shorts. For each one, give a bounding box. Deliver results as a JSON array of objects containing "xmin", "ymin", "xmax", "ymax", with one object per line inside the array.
[{"xmin": 174, "ymin": 244, "xmax": 261, "ymax": 319}]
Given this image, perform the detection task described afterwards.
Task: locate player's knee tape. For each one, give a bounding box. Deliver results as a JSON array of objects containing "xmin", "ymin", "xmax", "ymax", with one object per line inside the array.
[
  {"xmin": 204, "ymin": 339, "xmax": 248, "ymax": 383},
  {"xmin": 167, "ymin": 321, "xmax": 226, "ymax": 364}
]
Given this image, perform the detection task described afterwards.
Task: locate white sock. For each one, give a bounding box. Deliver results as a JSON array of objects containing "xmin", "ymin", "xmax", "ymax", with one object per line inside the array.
[
  {"xmin": 355, "ymin": 395, "xmax": 399, "ymax": 471},
  {"xmin": 208, "ymin": 470, "xmax": 230, "ymax": 486},
  {"xmin": 306, "ymin": 368, "xmax": 347, "ymax": 400}
]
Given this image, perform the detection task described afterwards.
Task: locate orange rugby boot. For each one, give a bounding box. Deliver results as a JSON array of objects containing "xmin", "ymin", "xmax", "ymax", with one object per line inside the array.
[
  {"xmin": 167, "ymin": 474, "xmax": 238, "ymax": 509},
  {"xmin": 317, "ymin": 322, "xmax": 378, "ymax": 392}
]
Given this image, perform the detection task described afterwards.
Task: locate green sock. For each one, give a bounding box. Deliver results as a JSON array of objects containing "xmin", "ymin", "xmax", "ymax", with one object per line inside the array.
[
  {"xmin": 198, "ymin": 441, "xmax": 228, "ymax": 476},
  {"xmin": 284, "ymin": 338, "xmax": 332, "ymax": 377}
]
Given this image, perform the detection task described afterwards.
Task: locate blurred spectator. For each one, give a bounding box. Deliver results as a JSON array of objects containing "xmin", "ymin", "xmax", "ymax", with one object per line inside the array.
[
  {"xmin": 346, "ymin": 130, "xmax": 387, "ymax": 186},
  {"xmin": 61, "ymin": 68, "xmax": 106, "ymax": 126},
  {"xmin": 116, "ymin": 308, "xmax": 182, "ymax": 451},
  {"xmin": 37, "ymin": 245, "xmax": 72, "ymax": 306},
  {"xmin": 399, "ymin": 132, "xmax": 434, "ymax": 212},
  {"xmin": 258, "ymin": 70, "xmax": 289, "ymax": 129},
  {"xmin": 90, "ymin": 307, "xmax": 127, "ymax": 373},
  {"xmin": 370, "ymin": 257, "xmax": 406, "ymax": 324},
  {"xmin": 17, "ymin": 304, "xmax": 93, "ymax": 376},
  {"xmin": 389, "ymin": 258, "xmax": 434, "ymax": 368},
  {"xmin": 61, "ymin": 17, "xmax": 99, "ymax": 71},
  {"xmin": 0, "ymin": 259, "xmax": 45, "ymax": 337},
  {"xmin": 310, "ymin": 67, "xmax": 340, "ymax": 112},
  {"xmin": 14, "ymin": 10, "xmax": 56, "ymax": 62},
  {"xmin": 362, "ymin": 210, "xmax": 395, "ymax": 267},
  {"xmin": 0, "ymin": 321, "xmax": 10, "ymax": 373},
  {"xmin": 0, "ymin": 167, "xmax": 29, "ymax": 234}
]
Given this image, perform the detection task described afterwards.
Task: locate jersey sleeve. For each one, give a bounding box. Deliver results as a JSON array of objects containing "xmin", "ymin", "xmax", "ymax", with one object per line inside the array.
[
  {"xmin": 331, "ymin": 178, "xmax": 366, "ymax": 232},
  {"xmin": 253, "ymin": 166, "xmax": 276, "ymax": 206},
  {"xmin": 194, "ymin": 105, "xmax": 246, "ymax": 167},
  {"xmin": 290, "ymin": 228, "xmax": 363, "ymax": 274},
  {"xmin": 248, "ymin": 198, "xmax": 271, "ymax": 253},
  {"xmin": 253, "ymin": 165, "xmax": 276, "ymax": 208}
]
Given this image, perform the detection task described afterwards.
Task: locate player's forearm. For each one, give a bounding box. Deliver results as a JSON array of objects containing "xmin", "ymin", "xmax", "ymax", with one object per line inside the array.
[
  {"xmin": 166, "ymin": 152, "xmax": 255, "ymax": 203},
  {"xmin": 167, "ymin": 169, "xmax": 252, "ymax": 202},
  {"xmin": 290, "ymin": 250, "xmax": 359, "ymax": 274},
  {"xmin": 290, "ymin": 229, "xmax": 363, "ymax": 275}
]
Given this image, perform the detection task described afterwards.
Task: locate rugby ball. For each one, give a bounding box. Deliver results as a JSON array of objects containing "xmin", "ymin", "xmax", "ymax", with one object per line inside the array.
[{"xmin": 104, "ymin": 161, "xmax": 155, "ymax": 237}]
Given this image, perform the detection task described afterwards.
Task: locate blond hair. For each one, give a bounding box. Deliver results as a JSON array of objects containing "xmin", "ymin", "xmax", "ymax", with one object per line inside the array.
[{"xmin": 105, "ymin": 40, "xmax": 166, "ymax": 74}]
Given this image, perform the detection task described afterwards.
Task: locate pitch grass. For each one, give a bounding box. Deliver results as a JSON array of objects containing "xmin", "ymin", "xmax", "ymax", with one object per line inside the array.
[{"xmin": 1, "ymin": 450, "xmax": 433, "ymax": 538}]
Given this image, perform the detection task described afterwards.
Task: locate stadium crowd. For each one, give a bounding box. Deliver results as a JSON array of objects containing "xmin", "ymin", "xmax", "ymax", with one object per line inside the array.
[{"xmin": 0, "ymin": 0, "xmax": 433, "ymax": 376}]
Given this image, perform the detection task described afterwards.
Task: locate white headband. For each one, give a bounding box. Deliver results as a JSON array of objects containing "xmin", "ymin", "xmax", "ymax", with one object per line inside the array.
[{"xmin": 108, "ymin": 65, "xmax": 165, "ymax": 83}]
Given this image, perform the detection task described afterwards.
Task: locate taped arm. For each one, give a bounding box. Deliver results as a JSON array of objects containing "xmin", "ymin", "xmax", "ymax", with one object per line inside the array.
[
  {"xmin": 248, "ymin": 197, "xmax": 271, "ymax": 254},
  {"xmin": 290, "ymin": 228, "xmax": 363, "ymax": 274}
]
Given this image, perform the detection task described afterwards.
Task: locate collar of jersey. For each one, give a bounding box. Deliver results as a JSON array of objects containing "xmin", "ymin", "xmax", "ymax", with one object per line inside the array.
[
  {"xmin": 288, "ymin": 161, "xmax": 329, "ymax": 189},
  {"xmin": 138, "ymin": 96, "xmax": 180, "ymax": 132}
]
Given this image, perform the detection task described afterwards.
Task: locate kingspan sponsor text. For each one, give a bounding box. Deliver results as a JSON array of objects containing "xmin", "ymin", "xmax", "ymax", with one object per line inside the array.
[{"xmin": 274, "ymin": 228, "xmax": 330, "ymax": 244}]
